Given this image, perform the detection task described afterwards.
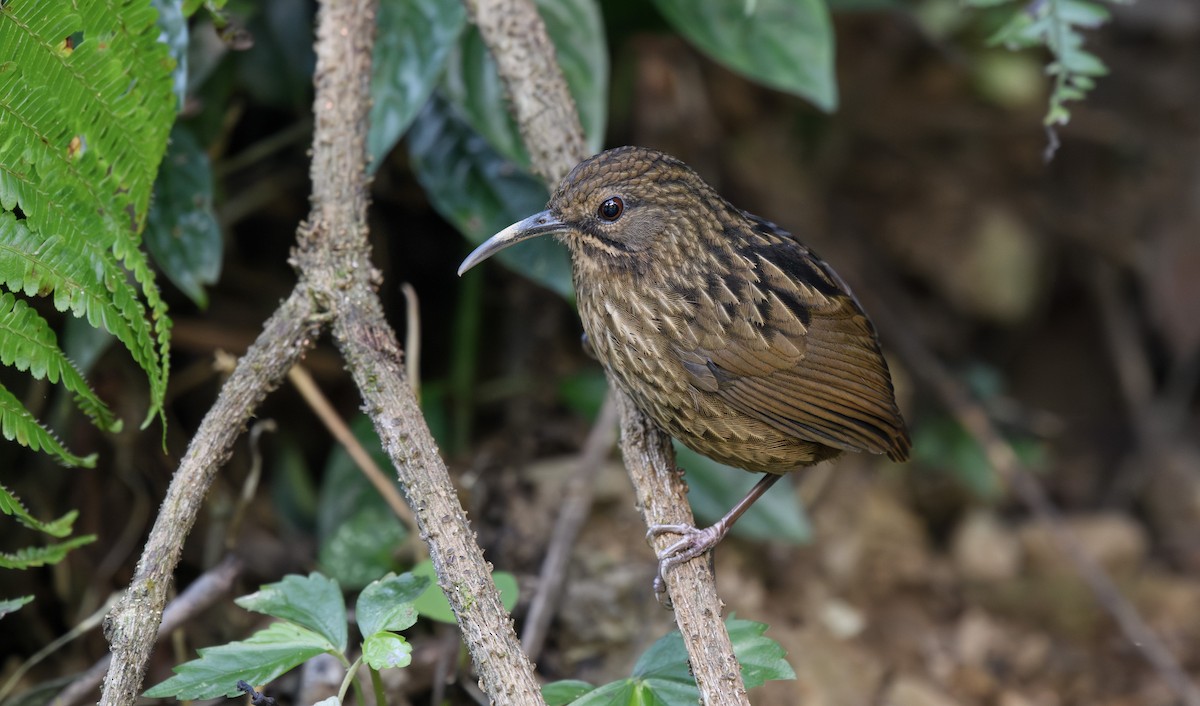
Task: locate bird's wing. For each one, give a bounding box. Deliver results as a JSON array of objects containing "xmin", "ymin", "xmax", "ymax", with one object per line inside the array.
[{"xmin": 673, "ymin": 220, "xmax": 910, "ymax": 461}]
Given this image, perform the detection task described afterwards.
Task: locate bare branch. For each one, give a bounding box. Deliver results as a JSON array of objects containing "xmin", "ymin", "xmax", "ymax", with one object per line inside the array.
[
  {"xmin": 101, "ymin": 0, "xmax": 544, "ymax": 702},
  {"xmin": 465, "ymin": 0, "xmax": 751, "ymax": 701},
  {"xmin": 99, "ymin": 290, "xmax": 318, "ymax": 706}
]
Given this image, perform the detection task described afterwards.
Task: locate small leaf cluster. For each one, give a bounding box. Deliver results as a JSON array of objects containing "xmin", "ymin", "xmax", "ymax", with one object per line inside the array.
[
  {"xmin": 145, "ymin": 572, "xmax": 430, "ymax": 700},
  {"xmin": 967, "ymin": 0, "xmax": 1125, "ymax": 150},
  {"xmin": 543, "ymin": 617, "xmax": 795, "ymax": 705}
]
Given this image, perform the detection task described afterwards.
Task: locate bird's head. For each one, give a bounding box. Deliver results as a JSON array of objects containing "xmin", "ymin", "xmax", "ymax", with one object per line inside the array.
[{"xmin": 458, "ymin": 146, "xmax": 726, "ymax": 277}]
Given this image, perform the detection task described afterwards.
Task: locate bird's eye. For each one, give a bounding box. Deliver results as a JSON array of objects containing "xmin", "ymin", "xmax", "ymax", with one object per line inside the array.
[{"xmin": 597, "ymin": 196, "xmax": 624, "ymax": 222}]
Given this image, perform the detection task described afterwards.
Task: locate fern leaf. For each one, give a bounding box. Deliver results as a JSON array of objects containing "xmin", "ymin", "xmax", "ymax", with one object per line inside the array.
[
  {"xmin": 0, "ymin": 534, "xmax": 96, "ymax": 570},
  {"xmin": 0, "ymin": 383, "xmax": 96, "ymax": 467},
  {"xmin": 0, "ymin": 0, "xmax": 178, "ymax": 453},
  {"xmin": 0, "ymin": 483, "xmax": 81, "ymax": 537},
  {"xmin": 0, "ymin": 291, "xmax": 122, "ymax": 432}
]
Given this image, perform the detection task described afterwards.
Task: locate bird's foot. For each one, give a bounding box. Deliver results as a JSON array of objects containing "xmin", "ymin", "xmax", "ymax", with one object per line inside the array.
[{"xmin": 646, "ymin": 522, "xmax": 726, "ymax": 601}]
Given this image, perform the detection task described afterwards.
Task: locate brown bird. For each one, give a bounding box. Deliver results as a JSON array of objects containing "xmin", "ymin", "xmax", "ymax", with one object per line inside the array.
[{"xmin": 459, "ymin": 146, "xmax": 909, "ymax": 594}]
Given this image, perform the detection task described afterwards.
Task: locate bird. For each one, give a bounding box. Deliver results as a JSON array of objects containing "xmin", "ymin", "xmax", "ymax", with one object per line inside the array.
[{"xmin": 458, "ymin": 146, "xmax": 909, "ymax": 596}]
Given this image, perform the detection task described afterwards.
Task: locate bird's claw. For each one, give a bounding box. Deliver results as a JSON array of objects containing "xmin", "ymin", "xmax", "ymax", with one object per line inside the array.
[{"xmin": 647, "ymin": 522, "xmax": 723, "ymax": 604}]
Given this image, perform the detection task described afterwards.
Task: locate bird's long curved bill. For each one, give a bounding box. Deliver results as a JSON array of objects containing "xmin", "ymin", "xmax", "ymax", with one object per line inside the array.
[{"xmin": 457, "ymin": 210, "xmax": 569, "ymax": 276}]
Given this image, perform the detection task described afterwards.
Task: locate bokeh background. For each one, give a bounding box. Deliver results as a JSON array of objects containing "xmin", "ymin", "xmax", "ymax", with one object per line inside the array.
[{"xmin": 3, "ymin": 0, "xmax": 1199, "ymax": 704}]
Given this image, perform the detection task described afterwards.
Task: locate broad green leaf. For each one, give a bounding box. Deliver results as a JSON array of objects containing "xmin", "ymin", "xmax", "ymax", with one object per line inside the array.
[
  {"xmin": 561, "ymin": 617, "xmax": 793, "ymax": 704},
  {"xmin": 674, "ymin": 443, "xmax": 811, "ymax": 544},
  {"xmin": 620, "ymin": 617, "xmax": 793, "ymax": 703},
  {"xmin": 652, "ymin": 0, "xmax": 837, "ymax": 111},
  {"xmin": 235, "ymin": 0, "xmax": 316, "ymax": 109},
  {"xmin": 442, "ymin": 0, "xmax": 607, "ymax": 166},
  {"xmin": 318, "ymin": 504, "xmax": 407, "ymax": 591},
  {"xmin": 145, "ymin": 126, "xmax": 222, "ymax": 308},
  {"xmin": 235, "ymin": 573, "xmax": 348, "ymax": 653},
  {"xmin": 356, "ymin": 572, "xmax": 428, "ymax": 637},
  {"xmin": 317, "ymin": 415, "xmax": 407, "ymax": 590},
  {"xmin": 143, "ymin": 621, "xmax": 333, "ymax": 699},
  {"xmin": 368, "ymin": 0, "xmax": 467, "ymax": 172},
  {"xmin": 724, "ymin": 618, "xmax": 797, "ymax": 687},
  {"xmin": 542, "ymin": 680, "xmax": 596, "ymax": 705},
  {"xmin": 407, "ymin": 94, "xmax": 572, "ymax": 298},
  {"xmin": 362, "ymin": 631, "xmax": 413, "ymax": 670},
  {"xmin": 411, "ymin": 558, "xmax": 519, "ymax": 624},
  {"xmin": 0, "ymin": 595, "xmax": 34, "ymax": 619}
]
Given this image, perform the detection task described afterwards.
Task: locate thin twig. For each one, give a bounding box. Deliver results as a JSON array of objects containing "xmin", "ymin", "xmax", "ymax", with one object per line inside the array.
[
  {"xmin": 100, "ymin": 290, "xmax": 319, "ymax": 706},
  {"xmin": 302, "ymin": 0, "xmax": 542, "ymax": 698},
  {"xmin": 60, "ymin": 556, "xmax": 243, "ymax": 706},
  {"xmin": 521, "ymin": 391, "xmax": 620, "ymax": 660},
  {"xmin": 288, "ymin": 365, "xmax": 416, "ymax": 532},
  {"xmin": 401, "ymin": 282, "xmax": 421, "ymax": 396}
]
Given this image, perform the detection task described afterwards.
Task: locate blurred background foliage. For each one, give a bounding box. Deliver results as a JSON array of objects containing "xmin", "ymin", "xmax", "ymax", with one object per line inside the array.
[{"xmin": 3, "ymin": 0, "xmax": 1200, "ymax": 703}]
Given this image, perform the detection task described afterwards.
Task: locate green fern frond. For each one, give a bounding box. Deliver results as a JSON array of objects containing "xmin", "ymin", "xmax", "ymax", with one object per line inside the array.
[
  {"xmin": 0, "ymin": 384, "xmax": 96, "ymax": 467},
  {"xmin": 0, "ymin": 291, "xmax": 121, "ymax": 432},
  {"xmin": 0, "ymin": 0, "xmax": 178, "ymax": 458},
  {"xmin": 0, "ymin": 484, "xmax": 81, "ymax": 537},
  {"xmin": 0, "ymin": 534, "xmax": 96, "ymax": 570}
]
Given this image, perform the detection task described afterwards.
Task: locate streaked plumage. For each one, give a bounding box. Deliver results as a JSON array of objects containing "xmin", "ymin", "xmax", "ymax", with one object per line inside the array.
[{"xmin": 459, "ymin": 146, "xmax": 909, "ymax": 592}]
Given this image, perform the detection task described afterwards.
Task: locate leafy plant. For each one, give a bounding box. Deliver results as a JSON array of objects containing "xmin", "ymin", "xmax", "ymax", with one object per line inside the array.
[
  {"xmin": 652, "ymin": 0, "xmax": 837, "ymax": 111},
  {"xmin": 145, "ymin": 572, "xmax": 429, "ymax": 701},
  {"xmin": 542, "ymin": 616, "xmax": 795, "ymax": 705},
  {"xmin": 0, "ymin": 0, "xmax": 178, "ymax": 466},
  {"xmin": 966, "ymin": 0, "xmax": 1126, "ymax": 155}
]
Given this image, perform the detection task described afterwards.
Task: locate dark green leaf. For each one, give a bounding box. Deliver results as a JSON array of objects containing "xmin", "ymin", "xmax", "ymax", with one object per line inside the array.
[
  {"xmin": 145, "ymin": 126, "xmax": 222, "ymax": 308},
  {"xmin": 542, "ymin": 680, "xmax": 596, "ymax": 705},
  {"xmin": 442, "ymin": 0, "xmax": 607, "ymax": 165},
  {"xmin": 558, "ymin": 369, "xmax": 608, "ymax": 421},
  {"xmin": 652, "ymin": 0, "xmax": 836, "ymax": 111},
  {"xmin": 235, "ymin": 573, "xmax": 348, "ymax": 653},
  {"xmin": 356, "ymin": 572, "xmax": 428, "ymax": 637},
  {"xmin": 152, "ymin": 0, "xmax": 189, "ymax": 110},
  {"xmin": 411, "ymin": 559, "xmax": 519, "ymax": 624},
  {"xmin": 911, "ymin": 416, "xmax": 998, "ymax": 499},
  {"xmin": 362, "ymin": 631, "xmax": 413, "ymax": 670},
  {"xmin": 674, "ymin": 443, "xmax": 811, "ymax": 544},
  {"xmin": 562, "ymin": 617, "xmax": 792, "ymax": 704},
  {"xmin": 143, "ymin": 622, "xmax": 333, "ymax": 699},
  {"xmin": 317, "ymin": 415, "xmax": 407, "ymax": 590},
  {"xmin": 0, "ymin": 595, "xmax": 34, "ymax": 619},
  {"xmin": 407, "ymin": 95, "xmax": 573, "ymax": 298},
  {"xmin": 725, "ymin": 617, "xmax": 797, "ymax": 687},
  {"xmin": 368, "ymin": 0, "xmax": 467, "ymax": 172}
]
